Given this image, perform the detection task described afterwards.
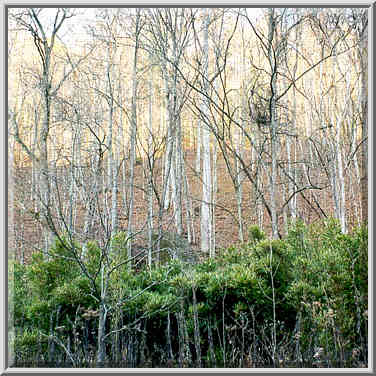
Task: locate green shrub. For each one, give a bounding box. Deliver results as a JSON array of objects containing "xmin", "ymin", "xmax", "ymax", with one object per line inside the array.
[
  {"xmin": 12, "ymin": 221, "xmax": 367, "ymax": 367},
  {"xmin": 285, "ymin": 221, "xmax": 368, "ymax": 354},
  {"xmin": 248, "ymin": 225, "xmax": 266, "ymax": 244},
  {"xmin": 14, "ymin": 328, "xmax": 48, "ymax": 359}
]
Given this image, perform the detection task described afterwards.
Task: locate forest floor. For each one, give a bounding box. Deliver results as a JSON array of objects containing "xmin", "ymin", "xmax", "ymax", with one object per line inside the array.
[
  {"xmin": 11, "ymin": 148, "xmax": 256, "ymax": 262},
  {"xmin": 10, "ymin": 146, "xmax": 356, "ymax": 263}
]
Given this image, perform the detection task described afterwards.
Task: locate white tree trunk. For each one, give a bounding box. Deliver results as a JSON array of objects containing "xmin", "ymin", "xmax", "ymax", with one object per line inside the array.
[
  {"xmin": 200, "ymin": 9, "xmax": 213, "ymax": 256},
  {"xmin": 211, "ymin": 142, "xmax": 217, "ymax": 252},
  {"xmin": 162, "ymin": 70, "xmax": 174, "ymax": 211},
  {"xmin": 358, "ymin": 16, "xmax": 368, "ymax": 224},
  {"xmin": 182, "ymin": 161, "xmax": 195, "ymax": 244},
  {"xmin": 147, "ymin": 58, "xmax": 154, "ymax": 268},
  {"xmin": 195, "ymin": 118, "xmax": 201, "ymax": 174},
  {"xmin": 127, "ymin": 11, "xmax": 141, "ymax": 261},
  {"xmin": 173, "ymin": 114, "xmax": 183, "ymax": 236},
  {"xmin": 106, "ymin": 42, "xmax": 119, "ymax": 240},
  {"xmin": 267, "ymin": 8, "xmax": 279, "ymax": 239}
]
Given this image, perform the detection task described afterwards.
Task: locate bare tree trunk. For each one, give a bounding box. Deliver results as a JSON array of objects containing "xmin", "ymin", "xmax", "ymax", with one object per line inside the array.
[
  {"xmin": 235, "ymin": 28, "xmax": 247, "ymax": 242},
  {"xmin": 182, "ymin": 162, "xmax": 195, "ymax": 245},
  {"xmin": 358, "ymin": 15, "xmax": 368, "ymax": 224},
  {"xmin": 326, "ymin": 53, "xmax": 348, "ymax": 233},
  {"xmin": 350, "ymin": 79, "xmax": 362, "ymax": 224},
  {"xmin": 31, "ymin": 100, "xmax": 39, "ymax": 211},
  {"xmin": 163, "ymin": 126, "xmax": 173, "ymax": 211},
  {"xmin": 201, "ymin": 8, "xmax": 213, "ymax": 256},
  {"xmin": 83, "ymin": 140, "xmax": 103, "ymax": 243},
  {"xmin": 147, "ymin": 54, "xmax": 154, "ymax": 268},
  {"xmin": 156, "ymin": 66, "xmax": 175, "ymax": 261},
  {"xmin": 173, "ymin": 114, "xmax": 183, "ymax": 236},
  {"xmin": 192, "ymin": 285, "xmax": 202, "ymax": 367},
  {"xmin": 97, "ymin": 302, "xmax": 107, "ymax": 366},
  {"xmin": 8, "ymin": 121, "xmax": 16, "ymax": 265},
  {"xmin": 195, "ymin": 118, "xmax": 202, "ymax": 174},
  {"xmin": 236, "ymin": 93, "xmax": 245, "ymax": 242},
  {"xmin": 127, "ymin": 9, "xmax": 142, "ymax": 262},
  {"xmin": 334, "ymin": 54, "xmax": 348, "ymax": 233},
  {"xmin": 211, "ymin": 142, "xmax": 217, "ymax": 252},
  {"xmin": 67, "ymin": 124, "xmax": 81, "ymax": 235},
  {"xmin": 162, "ymin": 68, "xmax": 174, "ymax": 212},
  {"xmin": 207, "ymin": 318, "xmax": 216, "ymax": 367},
  {"xmin": 176, "ymin": 307, "xmax": 191, "ymax": 367},
  {"xmin": 110, "ymin": 141, "xmax": 119, "ymax": 240},
  {"xmin": 39, "ymin": 54, "xmax": 54, "ymax": 253},
  {"xmin": 166, "ymin": 311, "xmax": 174, "ymax": 362},
  {"xmin": 11, "ymin": 9, "xmax": 77, "ymax": 254},
  {"xmin": 267, "ymin": 8, "xmax": 279, "ymax": 239},
  {"xmin": 104, "ymin": 38, "xmax": 119, "ymax": 242},
  {"xmin": 254, "ymin": 146, "xmax": 264, "ymax": 229},
  {"xmin": 287, "ymin": 19, "xmax": 300, "ymax": 222}
]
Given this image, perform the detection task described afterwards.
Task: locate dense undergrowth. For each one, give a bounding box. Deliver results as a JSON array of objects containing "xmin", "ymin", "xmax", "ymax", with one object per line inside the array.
[{"xmin": 11, "ymin": 220, "xmax": 368, "ymax": 368}]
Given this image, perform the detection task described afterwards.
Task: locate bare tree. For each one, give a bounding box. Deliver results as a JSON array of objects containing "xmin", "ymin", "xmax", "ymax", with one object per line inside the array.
[
  {"xmin": 200, "ymin": 8, "xmax": 214, "ymax": 255},
  {"xmin": 145, "ymin": 8, "xmax": 196, "ymax": 259},
  {"xmin": 353, "ymin": 9, "xmax": 368, "ymax": 224},
  {"xmin": 9, "ymin": 8, "xmax": 86, "ymax": 252},
  {"xmin": 127, "ymin": 8, "xmax": 144, "ymax": 262}
]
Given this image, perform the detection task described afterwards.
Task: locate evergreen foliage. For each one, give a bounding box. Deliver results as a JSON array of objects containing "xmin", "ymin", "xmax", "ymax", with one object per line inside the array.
[{"xmin": 12, "ymin": 220, "xmax": 368, "ymax": 368}]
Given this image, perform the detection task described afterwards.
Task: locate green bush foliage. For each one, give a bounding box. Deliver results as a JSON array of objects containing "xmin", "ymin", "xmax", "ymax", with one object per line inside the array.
[
  {"xmin": 248, "ymin": 225, "xmax": 266, "ymax": 244},
  {"xmin": 12, "ymin": 221, "xmax": 368, "ymax": 367},
  {"xmin": 285, "ymin": 220, "xmax": 368, "ymax": 358}
]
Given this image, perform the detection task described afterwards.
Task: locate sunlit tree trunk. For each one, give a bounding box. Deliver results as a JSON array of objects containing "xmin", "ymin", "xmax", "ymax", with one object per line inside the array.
[
  {"xmin": 328, "ymin": 51, "xmax": 347, "ymax": 233},
  {"xmin": 162, "ymin": 67, "xmax": 174, "ymax": 212},
  {"xmin": 235, "ymin": 124, "xmax": 244, "ymax": 242},
  {"xmin": 127, "ymin": 9, "xmax": 142, "ymax": 262},
  {"xmin": 104, "ymin": 38, "xmax": 119, "ymax": 241},
  {"xmin": 211, "ymin": 142, "xmax": 217, "ymax": 252},
  {"xmin": 182, "ymin": 160, "xmax": 195, "ymax": 245},
  {"xmin": 200, "ymin": 8, "xmax": 213, "ymax": 256},
  {"xmin": 235, "ymin": 14, "xmax": 250, "ymax": 242},
  {"xmin": 173, "ymin": 114, "xmax": 183, "ymax": 236},
  {"xmin": 67, "ymin": 120, "xmax": 81, "ymax": 235},
  {"xmin": 147, "ymin": 54, "xmax": 154, "ymax": 268},
  {"xmin": 358, "ymin": 14, "xmax": 368, "ymax": 224},
  {"xmin": 26, "ymin": 10, "xmax": 69, "ymax": 253},
  {"xmin": 195, "ymin": 118, "xmax": 201, "ymax": 174},
  {"xmin": 31, "ymin": 99, "xmax": 39, "ymax": 211}
]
